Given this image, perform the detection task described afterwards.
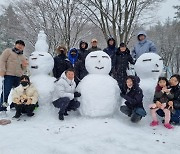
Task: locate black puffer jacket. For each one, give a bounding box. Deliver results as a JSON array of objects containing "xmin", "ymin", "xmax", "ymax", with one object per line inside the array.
[
  {"xmin": 121, "ymin": 76, "xmax": 144, "ymax": 109},
  {"xmin": 170, "ymin": 84, "xmax": 180, "ymax": 109},
  {"xmin": 53, "ymin": 54, "xmax": 72, "ymax": 79},
  {"xmin": 112, "ymin": 48, "xmax": 135, "ymax": 89},
  {"xmin": 78, "ymin": 41, "xmax": 90, "ymax": 61},
  {"xmin": 103, "ymin": 38, "xmax": 117, "ymax": 58}
]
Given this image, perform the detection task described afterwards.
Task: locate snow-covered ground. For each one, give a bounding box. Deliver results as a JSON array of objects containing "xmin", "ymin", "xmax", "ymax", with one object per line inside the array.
[{"xmin": 0, "ymin": 106, "xmax": 180, "ymax": 154}]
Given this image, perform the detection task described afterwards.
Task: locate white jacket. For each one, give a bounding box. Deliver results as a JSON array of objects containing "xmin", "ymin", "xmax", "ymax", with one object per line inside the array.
[
  {"xmin": 53, "ymin": 72, "xmax": 76, "ymax": 101},
  {"xmin": 12, "ymin": 83, "xmax": 38, "ymax": 105}
]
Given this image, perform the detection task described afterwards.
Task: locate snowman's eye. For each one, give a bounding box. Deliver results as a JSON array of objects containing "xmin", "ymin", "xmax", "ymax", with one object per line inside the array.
[
  {"xmin": 102, "ymin": 56, "xmax": 109, "ymax": 59},
  {"xmin": 143, "ymin": 59, "xmax": 151, "ymax": 62},
  {"xmin": 90, "ymin": 56, "xmax": 97, "ymax": 58},
  {"xmin": 30, "ymin": 54, "xmax": 33, "ymax": 56},
  {"xmin": 39, "ymin": 54, "xmax": 44, "ymax": 56},
  {"xmin": 159, "ymin": 58, "xmax": 163, "ymax": 60}
]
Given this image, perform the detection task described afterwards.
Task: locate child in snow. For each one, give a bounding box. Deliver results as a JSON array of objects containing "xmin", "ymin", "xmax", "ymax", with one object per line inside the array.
[
  {"xmin": 12, "ymin": 75, "xmax": 38, "ymax": 118},
  {"xmin": 120, "ymin": 75, "xmax": 146, "ymax": 123},
  {"xmin": 149, "ymin": 77, "xmax": 174, "ymax": 129},
  {"xmin": 52, "ymin": 68, "xmax": 81, "ymax": 120}
]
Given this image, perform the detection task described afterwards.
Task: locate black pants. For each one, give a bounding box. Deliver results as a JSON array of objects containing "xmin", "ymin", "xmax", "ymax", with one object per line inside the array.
[
  {"xmin": 15, "ymin": 104, "xmax": 35, "ymax": 116},
  {"xmin": 120, "ymin": 105, "xmax": 142, "ymax": 123},
  {"xmin": 52, "ymin": 97, "xmax": 80, "ymax": 114}
]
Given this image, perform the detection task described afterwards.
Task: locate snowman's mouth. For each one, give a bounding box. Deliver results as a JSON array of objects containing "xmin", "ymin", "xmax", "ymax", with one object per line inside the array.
[
  {"xmin": 152, "ymin": 70, "xmax": 160, "ymax": 72},
  {"xmin": 31, "ymin": 66, "xmax": 38, "ymax": 69},
  {"xmin": 95, "ymin": 66, "xmax": 104, "ymax": 70}
]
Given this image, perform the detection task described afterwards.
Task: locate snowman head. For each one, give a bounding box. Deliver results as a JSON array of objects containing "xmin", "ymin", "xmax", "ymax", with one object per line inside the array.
[
  {"xmin": 85, "ymin": 51, "xmax": 111, "ymax": 74},
  {"xmin": 135, "ymin": 53, "xmax": 163, "ymax": 79},
  {"xmin": 29, "ymin": 31, "xmax": 54, "ymax": 76},
  {"xmin": 29, "ymin": 51, "xmax": 54, "ymax": 75}
]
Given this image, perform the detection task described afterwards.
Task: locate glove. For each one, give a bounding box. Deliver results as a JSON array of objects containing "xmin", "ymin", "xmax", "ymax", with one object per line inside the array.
[{"xmin": 74, "ymin": 92, "xmax": 81, "ymax": 97}]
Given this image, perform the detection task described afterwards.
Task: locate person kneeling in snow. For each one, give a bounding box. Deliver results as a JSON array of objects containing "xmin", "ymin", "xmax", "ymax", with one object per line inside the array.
[
  {"xmin": 120, "ymin": 75, "xmax": 146, "ymax": 123},
  {"xmin": 52, "ymin": 68, "xmax": 80, "ymax": 120},
  {"xmin": 12, "ymin": 75, "xmax": 38, "ymax": 118}
]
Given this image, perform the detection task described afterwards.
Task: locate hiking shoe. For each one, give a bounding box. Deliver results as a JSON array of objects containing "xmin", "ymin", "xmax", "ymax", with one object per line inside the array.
[
  {"xmin": 64, "ymin": 111, "xmax": 69, "ymax": 116},
  {"xmin": 13, "ymin": 113, "xmax": 22, "ymax": 119},
  {"xmin": 150, "ymin": 121, "xmax": 159, "ymax": 126},
  {"xmin": 164, "ymin": 123, "xmax": 174, "ymax": 129},
  {"xmin": 27, "ymin": 113, "xmax": 34, "ymax": 117},
  {"xmin": 59, "ymin": 114, "xmax": 64, "ymax": 120}
]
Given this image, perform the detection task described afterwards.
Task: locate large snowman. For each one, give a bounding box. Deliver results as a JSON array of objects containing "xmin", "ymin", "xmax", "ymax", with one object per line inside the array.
[
  {"xmin": 135, "ymin": 53, "xmax": 163, "ymax": 110},
  {"xmin": 76, "ymin": 51, "xmax": 120, "ymax": 117},
  {"xmin": 29, "ymin": 31, "xmax": 56, "ymax": 106}
]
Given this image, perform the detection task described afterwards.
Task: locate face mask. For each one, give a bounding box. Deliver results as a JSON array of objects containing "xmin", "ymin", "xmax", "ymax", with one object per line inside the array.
[{"xmin": 21, "ymin": 81, "xmax": 29, "ymax": 87}]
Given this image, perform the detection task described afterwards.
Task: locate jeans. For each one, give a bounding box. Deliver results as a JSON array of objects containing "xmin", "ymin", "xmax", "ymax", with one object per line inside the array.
[{"xmin": 0, "ymin": 75, "xmax": 20, "ymax": 109}]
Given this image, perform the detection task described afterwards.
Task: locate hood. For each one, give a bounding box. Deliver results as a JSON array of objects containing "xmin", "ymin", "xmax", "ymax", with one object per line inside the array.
[
  {"xmin": 137, "ymin": 31, "xmax": 147, "ymax": 41},
  {"xmin": 79, "ymin": 41, "xmax": 88, "ymax": 50},
  {"xmin": 59, "ymin": 71, "xmax": 74, "ymax": 85},
  {"xmin": 125, "ymin": 75, "xmax": 140, "ymax": 90},
  {"xmin": 56, "ymin": 45, "xmax": 67, "ymax": 55},
  {"xmin": 107, "ymin": 37, "xmax": 116, "ymax": 48},
  {"xmin": 68, "ymin": 48, "xmax": 79, "ymax": 65}
]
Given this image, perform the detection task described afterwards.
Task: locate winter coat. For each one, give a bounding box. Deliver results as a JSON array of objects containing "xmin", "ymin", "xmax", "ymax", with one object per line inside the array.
[
  {"xmin": 68, "ymin": 48, "xmax": 79, "ymax": 66},
  {"xmin": 12, "ymin": 83, "xmax": 38, "ymax": 105},
  {"xmin": 74, "ymin": 60, "xmax": 88, "ymax": 84},
  {"xmin": 78, "ymin": 41, "xmax": 90, "ymax": 61},
  {"xmin": 153, "ymin": 85, "xmax": 174, "ymax": 105},
  {"xmin": 53, "ymin": 54, "xmax": 72, "ymax": 79},
  {"xmin": 88, "ymin": 46, "xmax": 101, "ymax": 52},
  {"xmin": 53, "ymin": 72, "xmax": 76, "ymax": 101},
  {"xmin": 112, "ymin": 48, "xmax": 135, "ymax": 89},
  {"xmin": 0, "ymin": 48, "xmax": 27, "ymax": 77},
  {"xmin": 170, "ymin": 84, "xmax": 180, "ymax": 110},
  {"xmin": 121, "ymin": 76, "xmax": 144, "ymax": 109},
  {"xmin": 131, "ymin": 31, "xmax": 157, "ymax": 60},
  {"xmin": 103, "ymin": 38, "xmax": 117, "ymax": 58}
]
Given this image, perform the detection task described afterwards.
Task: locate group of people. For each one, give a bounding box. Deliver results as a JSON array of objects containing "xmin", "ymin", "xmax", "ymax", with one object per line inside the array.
[{"xmin": 0, "ymin": 31, "xmax": 180, "ymax": 129}]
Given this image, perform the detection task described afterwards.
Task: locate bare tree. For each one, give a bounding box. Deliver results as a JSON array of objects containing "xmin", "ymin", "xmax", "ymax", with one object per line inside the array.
[{"xmin": 77, "ymin": 0, "xmax": 165, "ymax": 45}]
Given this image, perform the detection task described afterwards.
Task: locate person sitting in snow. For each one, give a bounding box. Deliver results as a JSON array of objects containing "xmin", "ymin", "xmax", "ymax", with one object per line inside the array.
[
  {"xmin": 149, "ymin": 77, "xmax": 174, "ymax": 129},
  {"xmin": 112, "ymin": 43, "xmax": 135, "ymax": 91},
  {"xmin": 12, "ymin": 75, "xmax": 38, "ymax": 118},
  {"xmin": 53, "ymin": 45, "xmax": 72, "ymax": 79},
  {"xmin": 52, "ymin": 68, "xmax": 80, "ymax": 120},
  {"xmin": 120, "ymin": 75, "xmax": 146, "ymax": 123},
  {"xmin": 156, "ymin": 74, "xmax": 180, "ymax": 125}
]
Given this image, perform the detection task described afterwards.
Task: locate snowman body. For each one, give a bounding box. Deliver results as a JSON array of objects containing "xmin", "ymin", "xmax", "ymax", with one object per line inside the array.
[
  {"xmin": 29, "ymin": 31, "xmax": 55, "ymax": 106},
  {"xmin": 77, "ymin": 51, "xmax": 120, "ymax": 117},
  {"xmin": 134, "ymin": 53, "xmax": 163, "ymax": 109}
]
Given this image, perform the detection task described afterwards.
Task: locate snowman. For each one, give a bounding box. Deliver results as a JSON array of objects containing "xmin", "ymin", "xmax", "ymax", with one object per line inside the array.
[
  {"xmin": 134, "ymin": 53, "xmax": 163, "ymax": 110},
  {"xmin": 29, "ymin": 31, "xmax": 56, "ymax": 106},
  {"xmin": 76, "ymin": 51, "xmax": 120, "ymax": 117}
]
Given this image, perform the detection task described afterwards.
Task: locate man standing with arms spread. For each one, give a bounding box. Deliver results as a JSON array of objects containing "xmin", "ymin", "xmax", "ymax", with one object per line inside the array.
[
  {"xmin": 131, "ymin": 31, "xmax": 157, "ymax": 60},
  {"xmin": 0, "ymin": 40, "xmax": 28, "ymax": 111}
]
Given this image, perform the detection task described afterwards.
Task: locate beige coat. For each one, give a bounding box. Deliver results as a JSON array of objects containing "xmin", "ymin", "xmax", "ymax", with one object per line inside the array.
[
  {"xmin": 0, "ymin": 48, "xmax": 26, "ymax": 77},
  {"xmin": 12, "ymin": 84, "xmax": 38, "ymax": 105}
]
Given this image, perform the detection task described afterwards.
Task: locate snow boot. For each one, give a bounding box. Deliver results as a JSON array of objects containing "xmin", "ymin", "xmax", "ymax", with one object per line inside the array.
[
  {"xmin": 150, "ymin": 121, "xmax": 159, "ymax": 126},
  {"xmin": 164, "ymin": 123, "xmax": 174, "ymax": 129},
  {"xmin": 13, "ymin": 112, "xmax": 22, "ymax": 118},
  {"xmin": 64, "ymin": 110, "xmax": 69, "ymax": 116},
  {"xmin": 130, "ymin": 112, "xmax": 142, "ymax": 123},
  {"xmin": 27, "ymin": 112, "xmax": 34, "ymax": 117},
  {"xmin": 59, "ymin": 114, "xmax": 64, "ymax": 120}
]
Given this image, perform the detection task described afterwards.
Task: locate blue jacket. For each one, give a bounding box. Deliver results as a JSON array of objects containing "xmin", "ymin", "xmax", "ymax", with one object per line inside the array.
[
  {"xmin": 131, "ymin": 31, "xmax": 157, "ymax": 60},
  {"xmin": 68, "ymin": 48, "xmax": 79, "ymax": 66}
]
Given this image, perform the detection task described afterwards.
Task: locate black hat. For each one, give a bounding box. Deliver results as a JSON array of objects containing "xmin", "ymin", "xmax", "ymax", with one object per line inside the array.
[
  {"xmin": 20, "ymin": 75, "xmax": 30, "ymax": 83},
  {"xmin": 120, "ymin": 42, "xmax": 126, "ymax": 47},
  {"xmin": 15, "ymin": 40, "xmax": 25, "ymax": 46},
  {"xmin": 170, "ymin": 74, "xmax": 180, "ymax": 83}
]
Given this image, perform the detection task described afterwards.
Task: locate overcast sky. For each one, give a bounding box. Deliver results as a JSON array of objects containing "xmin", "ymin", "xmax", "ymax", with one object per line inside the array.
[{"xmin": 0, "ymin": 0, "xmax": 179, "ymax": 21}]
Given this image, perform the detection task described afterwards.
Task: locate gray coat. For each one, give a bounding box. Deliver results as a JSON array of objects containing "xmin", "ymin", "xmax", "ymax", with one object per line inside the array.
[{"xmin": 131, "ymin": 31, "xmax": 157, "ymax": 60}]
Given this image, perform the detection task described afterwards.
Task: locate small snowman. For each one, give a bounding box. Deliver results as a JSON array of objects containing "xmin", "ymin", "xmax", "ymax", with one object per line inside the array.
[
  {"xmin": 76, "ymin": 51, "xmax": 120, "ymax": 117},
  {"xmin": 134, "ymin": 53, "xmax": 163, "ymax": 110},
  {"xmin": 29, "ymin": 31, "xmax": 56, "ymax": 106}
]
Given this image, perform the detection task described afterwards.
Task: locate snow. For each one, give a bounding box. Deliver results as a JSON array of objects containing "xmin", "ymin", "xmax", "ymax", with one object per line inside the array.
[{"xmin": 1, "ymin": 108, "xmax": 180, "ymax": 154}]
